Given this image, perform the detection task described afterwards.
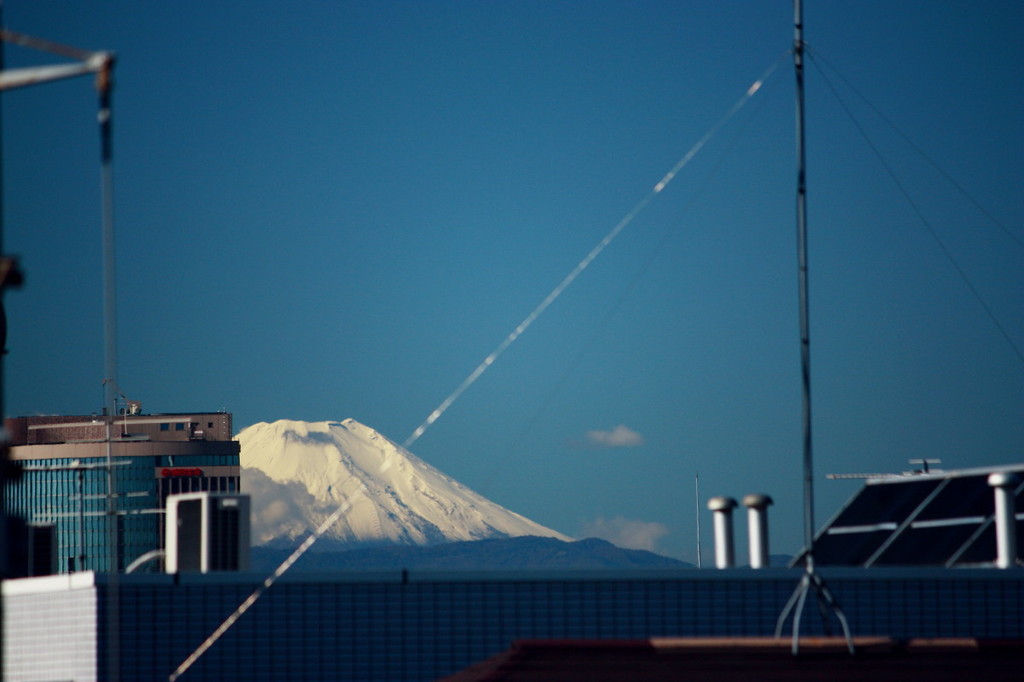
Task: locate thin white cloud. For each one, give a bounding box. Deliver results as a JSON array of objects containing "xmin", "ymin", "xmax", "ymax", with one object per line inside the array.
[
  {"xmin": 585, "ymin": 424, "xmax": 644, "ymax": 448},
  {"xmin": 580, "ymin": 516, "xmax": 669, "ymax": 553},
  {"xmin": 241, "ymin": 467, "xmax": 320, "ymax": 546}
]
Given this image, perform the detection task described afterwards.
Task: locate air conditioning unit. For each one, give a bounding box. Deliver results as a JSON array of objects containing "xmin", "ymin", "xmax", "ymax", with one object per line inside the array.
[{"xmin": 165, "ymin": 492, "xmax": 250, "ymax": 573}]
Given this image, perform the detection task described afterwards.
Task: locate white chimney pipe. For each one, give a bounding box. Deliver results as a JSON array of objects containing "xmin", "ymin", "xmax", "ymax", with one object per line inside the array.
[
  {"xmin": 988, "ymin": 472, "xmax": 1019, "ymax": 569},
  {"xmin": 743, "ymin": 493, "xmax": 774, "ymax": 569},
  {"xmin": 707, "ymin": 496, "xmax": 738, "ymax": 569}
]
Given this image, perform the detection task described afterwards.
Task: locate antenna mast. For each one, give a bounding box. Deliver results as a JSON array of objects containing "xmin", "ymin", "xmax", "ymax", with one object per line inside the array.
[
  {"xmin": 775, "ymin": 0, "xmax": 854, "ymax": 654},
  {"xmin": 793, "ymin": 0, "xmax": 812, "ymax": 557},
  {"xmin": 695, "ymin": 473, "xmax": 702, "ymax": 569}
]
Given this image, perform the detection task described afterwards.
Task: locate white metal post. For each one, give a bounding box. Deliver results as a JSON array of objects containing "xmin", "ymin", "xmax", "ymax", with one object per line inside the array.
[{"xmin": 988, "ymin": 472, "xmax": 1019, "ymax": 569}]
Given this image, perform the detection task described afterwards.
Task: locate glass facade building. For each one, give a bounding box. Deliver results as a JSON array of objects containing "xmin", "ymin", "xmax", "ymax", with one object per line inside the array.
[{"xmin": 3, "ymin": 413, "xmax": 240, "ymax": 574}]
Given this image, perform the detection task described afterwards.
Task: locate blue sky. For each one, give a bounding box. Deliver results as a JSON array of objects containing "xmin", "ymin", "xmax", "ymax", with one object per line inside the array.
[{"xmin": 3, "ymin": 1, "xmax": 1022, "ymax": 562}]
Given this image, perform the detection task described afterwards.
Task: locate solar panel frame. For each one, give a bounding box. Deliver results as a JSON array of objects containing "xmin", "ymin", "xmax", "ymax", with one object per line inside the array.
[{"xmin": 808, "ymin": 465, "xmax": 1024, "ymax": 568}]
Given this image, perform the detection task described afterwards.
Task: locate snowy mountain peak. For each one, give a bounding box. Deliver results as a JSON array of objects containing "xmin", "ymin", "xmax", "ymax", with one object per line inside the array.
[{"xmin": 238, "ymin": 418, "xmax": 570, "ymax": 547}]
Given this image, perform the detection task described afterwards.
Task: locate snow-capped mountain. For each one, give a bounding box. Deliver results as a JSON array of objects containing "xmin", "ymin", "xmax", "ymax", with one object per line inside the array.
[{"xmin": 238, "ymin": 418, "xmax": 570, "ymax": 547}]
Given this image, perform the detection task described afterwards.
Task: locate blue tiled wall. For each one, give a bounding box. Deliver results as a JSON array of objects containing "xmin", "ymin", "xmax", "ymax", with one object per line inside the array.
[{"xmin": 78, "ymin": 570, "xmax": 1024, "ymax": 681}]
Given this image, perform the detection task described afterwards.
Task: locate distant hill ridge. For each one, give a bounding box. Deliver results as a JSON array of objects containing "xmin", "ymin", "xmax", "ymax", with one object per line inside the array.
[{"xmin": 250, "ymin": 535, "xmax": 694, "ymax": 573}]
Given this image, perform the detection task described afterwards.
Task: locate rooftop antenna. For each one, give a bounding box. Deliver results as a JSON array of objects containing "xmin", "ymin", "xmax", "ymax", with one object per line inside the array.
[
  {"xmin": 1, "ymin": 30, "xmax": 119, "ymax": 419},
  {"xmin": 0, "ymin": 9, "xmax": 8, "ymax": 681},
  {"xmin": 1, "ymin": 32, "xmax": 123, "ymax": 679},
  {"xmin": 695, "ymin": 473, "xmax": 702, "ymax": 569},
  {"xmin": 0, "ymin": 28, "xmax": 119, "ymax": 420},
  {"xmin": 774, "ymin": 0, "xmax": 854, "ymax": 654},
  {"xmin": 826, "ymin": 459, "xmax": 943, "ymax": 480},
  {"xmin": 0, "ymin": 26, "xmax": 119, "ymax": 554},
  {"xmin": 909, "ymin": 458, "xmax": 942, "ymax": 474}
]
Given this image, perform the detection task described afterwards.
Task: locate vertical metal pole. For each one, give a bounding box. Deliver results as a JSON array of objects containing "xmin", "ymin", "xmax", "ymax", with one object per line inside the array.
[
  {"xmin": 98, "ymin": 57, "xmax": 119, "ymax": 572},
  {"xmin": 793, "ymin": 0, "xmax": 814, "ymax": 565},
  {"xmin": 695, "ymin": 473, "xmax": 702, "ymax": 569},
  {"xmin": 988, "ymin": 473, "xmax": 1020, "ymax": 569},
  {"xmin": 78, "ymin": 467, "xmax": 85, "ymax": 570},
  {"xmin": 98, "ymin": 58, "xmax": 121, "ymax": 682},
  {"xmin": 99, "ymin": 59, "xmax": 117, "ymax": 421},
  {"xmin": 0, "ymin": 7, "xmax": 7, "ymax": 681},
  {"xmin": 776, "ymin": 0, "xmax": 853, "ymax": 655}
]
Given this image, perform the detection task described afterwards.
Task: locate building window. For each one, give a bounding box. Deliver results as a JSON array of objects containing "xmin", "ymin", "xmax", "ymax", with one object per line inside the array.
[
  {"xmin": 175, "ymin": 423, "xmax": 185, "ymax": 431},
  {"xmin": 160, "ymin": 424, "xmax": 169, "ymax": 431}
]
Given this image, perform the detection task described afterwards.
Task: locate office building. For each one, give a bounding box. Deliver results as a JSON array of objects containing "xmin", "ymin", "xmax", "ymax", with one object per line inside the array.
[{"xmin": 3, "ymin": 410, "xmax": 240, "ymax": 574}]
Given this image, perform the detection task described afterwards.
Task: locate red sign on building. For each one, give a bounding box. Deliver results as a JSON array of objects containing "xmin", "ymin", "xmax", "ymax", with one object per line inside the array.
[{"xmin": 161, "ymin": 467, "xmax": 204, "ymax": 478}]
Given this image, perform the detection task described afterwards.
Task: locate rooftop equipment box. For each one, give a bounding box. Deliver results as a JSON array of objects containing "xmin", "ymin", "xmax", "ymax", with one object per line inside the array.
[{"xmin": 166, "ymin": 492, "xmax": 250, "ymax": 573}]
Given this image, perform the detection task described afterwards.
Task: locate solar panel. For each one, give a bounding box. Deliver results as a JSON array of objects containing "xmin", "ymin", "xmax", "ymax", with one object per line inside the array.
[{"xmin": 805, "ymin": 465, "xmax": 1024, "ymax": 568}]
